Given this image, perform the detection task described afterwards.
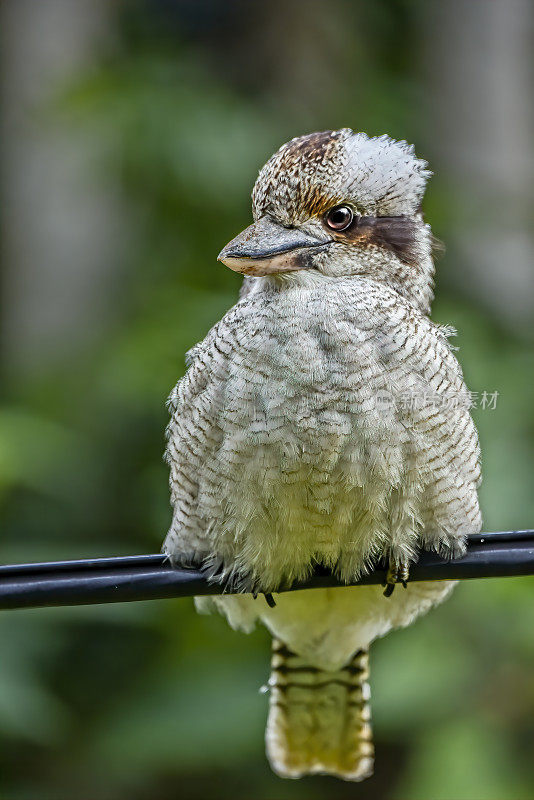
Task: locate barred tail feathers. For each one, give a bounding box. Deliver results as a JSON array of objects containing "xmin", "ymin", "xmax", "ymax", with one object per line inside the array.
[{"xmin": 266, "ymin": 640, "xmax": 374, "ymax": 781}]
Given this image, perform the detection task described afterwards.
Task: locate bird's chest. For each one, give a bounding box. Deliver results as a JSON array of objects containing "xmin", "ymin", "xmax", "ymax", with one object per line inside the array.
[
  {"xmin": 221, "ymin": 295, "xmax": 397, "ymax": 454},
  {"xmin": 222, "ymin": 315, "xmax": 363, "ymax": 469},
  {"xmin": 213, "ymin": 302, "xmax": 405, "ymax": 554}
]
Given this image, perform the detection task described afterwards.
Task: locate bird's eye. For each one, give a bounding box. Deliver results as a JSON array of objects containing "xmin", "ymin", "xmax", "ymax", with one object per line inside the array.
[{"xmin": 325, "ymin": 205, "xmax": 354, "ymax": 231}]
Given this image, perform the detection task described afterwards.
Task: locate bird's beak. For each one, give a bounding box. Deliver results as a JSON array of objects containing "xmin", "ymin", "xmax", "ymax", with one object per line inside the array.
[{"xmin": 217, "ymin": 216, "xmax": 331, "ymax": 276}]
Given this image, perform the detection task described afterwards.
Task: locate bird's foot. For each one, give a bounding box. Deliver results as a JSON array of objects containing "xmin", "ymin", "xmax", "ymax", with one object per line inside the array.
[
  {"xmin": 252, "ymin": 591, "xmax": 277, "ymax": 607},
  {"xmin": 383, "ymin": 559, "xmax": 410, "ymax": 597},
  {"xmin": 205, "ymin": 557, "xmax": 280, "ymax": 604}
]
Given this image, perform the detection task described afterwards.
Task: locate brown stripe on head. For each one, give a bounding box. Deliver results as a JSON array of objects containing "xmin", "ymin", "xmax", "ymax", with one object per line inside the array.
[
  {"xmin": 338, "ymin": 215, "xmax": 420, "ymax": 267},
  {"xmin": 283, "ymin": 130, "xmax": 341, "ymax": 160},
  {"xmin": 252, "ymin": 129, "xmax": 349, "ymax": 224},
  {"xmin": 299, "ymin": 185, "xmax": 343, "ymax": 218}
]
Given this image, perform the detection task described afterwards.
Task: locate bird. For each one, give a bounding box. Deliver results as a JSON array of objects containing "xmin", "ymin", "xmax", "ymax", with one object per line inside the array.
[{"xmin": 163, "ymin": 128, "xmax": 482, "ymax": 781}]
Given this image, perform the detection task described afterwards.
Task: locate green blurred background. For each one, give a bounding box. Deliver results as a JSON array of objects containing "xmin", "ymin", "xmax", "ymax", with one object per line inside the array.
[{"xmin": 1, "ymin": 1, "xmax": 534, "ymax": 798}]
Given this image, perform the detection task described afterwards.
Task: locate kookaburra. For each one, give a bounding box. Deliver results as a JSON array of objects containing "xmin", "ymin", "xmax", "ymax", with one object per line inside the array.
[{"xmin": 164, "ymin": 129, "xmax": 481, "ymax": 781}]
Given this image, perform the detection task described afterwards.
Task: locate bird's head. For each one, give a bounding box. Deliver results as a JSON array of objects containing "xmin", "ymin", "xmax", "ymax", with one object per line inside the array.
[{"xmin": 218, "ymin": 128, "xmax": 436, "ymax": 313}]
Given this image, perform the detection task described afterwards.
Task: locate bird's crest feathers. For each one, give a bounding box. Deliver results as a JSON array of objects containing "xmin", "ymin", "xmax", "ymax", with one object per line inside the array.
[{"xmin": 252, "ymin": 128, "xmax": 431, "ymax": 224}]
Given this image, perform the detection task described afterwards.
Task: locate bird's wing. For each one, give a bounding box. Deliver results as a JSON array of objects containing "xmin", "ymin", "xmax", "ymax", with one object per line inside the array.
[
  {"xmin": 401, "ymin": 314, "xmax": 482, "ymax": 555},
  {"xmin": 163, "ymin": 300, "xmax": 245, "ymax": 566}
]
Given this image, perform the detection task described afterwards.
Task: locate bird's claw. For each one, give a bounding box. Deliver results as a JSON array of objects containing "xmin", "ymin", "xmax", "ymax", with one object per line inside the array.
[
  {"xmin": 383, "ymin": 560, "xmax": 410, "ymax": 597},
  {"xmin": 252, "ymin": 591, "xmax": 277, "ymax": 608}
]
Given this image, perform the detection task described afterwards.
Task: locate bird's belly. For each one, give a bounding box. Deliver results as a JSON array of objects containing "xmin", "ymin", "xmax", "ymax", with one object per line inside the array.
[
  {"xmin": 210, "ymin": 409, "xmax": 407, "ymax": 589},
  {"xmin": 197, "ymin": 313, "xmax": 427, "ymax": 590}
]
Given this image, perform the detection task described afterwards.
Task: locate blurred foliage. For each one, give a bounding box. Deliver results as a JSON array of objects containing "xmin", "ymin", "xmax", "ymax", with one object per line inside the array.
[{"xmin": 1, "ymin": 1, "xmax": 534, "ymax": 799}]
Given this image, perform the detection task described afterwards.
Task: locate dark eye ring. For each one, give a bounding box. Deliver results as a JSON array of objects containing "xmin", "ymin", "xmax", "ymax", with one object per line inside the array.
[{"xmin": 325, "ymin": 204, "xmax": 354, "ymax": 231}]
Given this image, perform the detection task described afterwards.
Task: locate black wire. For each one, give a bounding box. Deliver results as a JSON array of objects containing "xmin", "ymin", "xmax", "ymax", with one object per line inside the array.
[{"xmin": 0, "ymin": 530, "xmax": 533, "ymax": 610}]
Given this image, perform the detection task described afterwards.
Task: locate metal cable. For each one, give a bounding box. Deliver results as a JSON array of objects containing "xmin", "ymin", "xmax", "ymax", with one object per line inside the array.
[{"xmin": 0, "ymin": 530, "xmax": 532, "ymax": 610}]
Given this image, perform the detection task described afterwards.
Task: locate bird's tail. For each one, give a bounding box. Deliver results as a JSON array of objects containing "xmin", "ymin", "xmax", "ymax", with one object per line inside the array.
[{"xmin": 265, "ymin": 639, "xmax": 374, "ymax": 781}]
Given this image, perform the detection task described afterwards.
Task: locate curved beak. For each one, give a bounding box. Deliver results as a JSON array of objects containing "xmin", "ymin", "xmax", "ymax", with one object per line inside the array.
[{"xmin": 217, "ymin": 216, "xmax": 331, "ymax": 276}]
